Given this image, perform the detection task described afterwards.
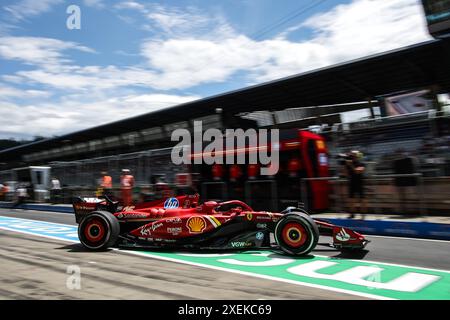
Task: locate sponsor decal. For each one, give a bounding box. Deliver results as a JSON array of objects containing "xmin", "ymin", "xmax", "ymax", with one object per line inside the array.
[
  {"xmin": 122, "ymin": 206, "xmax": 135, "ymax": 212},
  {"xmin": 119, "ymin": 212, "xmax": 148, "ymax": 219},
  {"xmin": 166, "ymin": 217, "xmax": 182, "ymax": 224},
  {"xmin": 230, "ymin": 241, "xmax": 253, "ymax": 248},
  {"xmin": 164, "ymin": 198, "xmax": 179, "ymax": 209},
  {"xmin": 256, "ymin": 216, "xmax": 272, "ymax": 221},
  {"xmin": 256, "ymin": 232, "xmax": 264, "ymax": 241},
  {"xmin": 152, "ymin": 222, "xmax": 163, "ymax": 231},
  {"xmin": 256, "ymin": 223, "xmax": 267, "ymax": 229},
  {"xmin": 187, "ymin": 216, "xmax": 206, "ymax": 233},
  {"xmin": 140, "ymin": 222, "xmax": 163, "ymax": 236},
  {"xmin": 246, "ymin": 213, "xmax": 253, "ymax": 221},
  {"xmin": 167, "ymin": 227, "xmax": 182, "ymax": 235},
  {"xmin": 336, "ymin": 228, "xmax": 351, "ymax": 242},
  {"xmin": 74, "ymin": 204, "xmax": 96, "ymax": 211}
]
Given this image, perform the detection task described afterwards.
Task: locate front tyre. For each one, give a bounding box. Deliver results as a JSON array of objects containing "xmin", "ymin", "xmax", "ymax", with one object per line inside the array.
[
  {"xmin": 274, "ymin": 213, "xmax": 319, "ymax": 256},
  {"xmin": 78, "ymin": 211, "xmax": 120, "ymax": 250}
]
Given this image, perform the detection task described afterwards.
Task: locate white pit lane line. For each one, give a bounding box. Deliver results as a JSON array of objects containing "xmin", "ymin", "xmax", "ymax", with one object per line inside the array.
[
  {"xmin": 0, "ymin": 215, "xmax": 448, "ymax": 300},
  {"xmin": 367, "ymin": 234, "xmax": 450, "ymax": 243}
]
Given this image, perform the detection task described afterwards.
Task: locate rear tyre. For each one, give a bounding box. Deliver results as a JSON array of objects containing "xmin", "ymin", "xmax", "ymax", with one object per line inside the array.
[
  {"xmin": 280, "ymin": 207, "xmax": 309, "ymax": 215},
  {"xmin": 274, "ymin": 213, "xmax": 319, "ymax": 256},
  {"xmin": 78, "ymin": 211, "xmax": 120, "ymax": 250}
]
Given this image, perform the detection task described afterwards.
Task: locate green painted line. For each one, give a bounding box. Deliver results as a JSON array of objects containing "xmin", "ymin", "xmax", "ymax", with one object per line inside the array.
[{"xmin": 136, "ymin": 250, "xmax": 450, "ymax": 300}]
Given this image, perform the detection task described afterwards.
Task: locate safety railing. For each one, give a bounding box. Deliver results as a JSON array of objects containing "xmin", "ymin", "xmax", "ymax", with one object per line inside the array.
[{"xmin": 301, "ymin": 173, "xmax": 450, "ymax": 216}]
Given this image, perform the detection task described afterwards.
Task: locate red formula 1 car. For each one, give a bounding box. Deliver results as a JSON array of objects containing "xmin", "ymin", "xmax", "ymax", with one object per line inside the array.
[{"xmin": 72, "ymin": 194, "xmax": 369, "ymax": 256}]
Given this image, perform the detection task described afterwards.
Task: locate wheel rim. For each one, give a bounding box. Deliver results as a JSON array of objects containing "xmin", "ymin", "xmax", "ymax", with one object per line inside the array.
[
  {"xmin": 83, "ymin": 217, "xmax": 106, "ymax": 244},
  {"xmin": 281, "ymin": 222, "xmax": 307, "ymax": 248}
]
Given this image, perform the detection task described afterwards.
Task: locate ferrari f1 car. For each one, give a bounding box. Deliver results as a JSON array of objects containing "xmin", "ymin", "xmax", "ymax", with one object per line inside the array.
[{"xmin": 73, "ymin": 194, "xmax": 369, "ymax": 256}]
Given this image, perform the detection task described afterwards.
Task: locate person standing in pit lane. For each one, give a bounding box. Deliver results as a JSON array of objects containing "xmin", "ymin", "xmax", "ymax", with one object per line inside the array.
[
  {"xmin": 13, "ymin": 183, "xmax": 28, "ymax": 208},
  {"xmin": 345, "ymin": 151, "xmax": 367, "ymax": 219},
  {"xmin": 50, "ymin": 177, "xmax": 62, "ymax": 204},
  {"xmin": 120, "ymin": 169, "xmax": 135, "ymax": 207},
  {"xmin": 100, "ymin": 171, "xmax": 113, "ymax": 198}
]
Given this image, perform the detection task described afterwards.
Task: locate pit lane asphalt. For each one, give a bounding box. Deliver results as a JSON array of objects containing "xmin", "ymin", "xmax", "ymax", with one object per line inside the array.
[{"xmin": 0, "ymin": 208, "xmax": 449, "ymax": 299}]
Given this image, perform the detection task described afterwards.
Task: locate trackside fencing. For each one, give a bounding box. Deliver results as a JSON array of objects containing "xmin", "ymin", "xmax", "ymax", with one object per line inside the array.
[{"xmin": 301, "ymin": 174, "xmax": 450, "ymax": 216}]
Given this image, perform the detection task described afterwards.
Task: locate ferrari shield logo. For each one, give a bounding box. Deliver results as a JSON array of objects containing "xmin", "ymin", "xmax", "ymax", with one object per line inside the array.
[{"xmin": 246, "ymin": 213, "xmax": 253, "ymax": 221}]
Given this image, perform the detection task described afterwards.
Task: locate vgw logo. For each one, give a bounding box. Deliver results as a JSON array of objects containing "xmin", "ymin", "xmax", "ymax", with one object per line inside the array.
[{"xmin": 164, "ymin": 198, "xmax": 179, "ymax": 209}]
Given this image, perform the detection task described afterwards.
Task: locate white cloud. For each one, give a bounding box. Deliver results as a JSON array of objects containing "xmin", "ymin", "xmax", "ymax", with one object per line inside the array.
[
  {"xmin": 3, "ymin": 0, "xmax": 63, "ymax": 21},
  {"xmin": 140, "ymin": 36, "xmax": 336, "ymax": 89},
  {"xmin": 299, "ymin": 0, "xmax": 431, "ymax": 63},
  {"xmin": 0, "ymin": 83, "xmax": 51, "ymax": 98},
  {"xmin": 146, "ymin": 7, "xmax": 234, "ymax": 39},
  {"xmin": 0, "ymin": 36, "xmax": 95, "ymax": 68},
  {"xmin": 0, "ymin": 93, "xmax": 200, "ymax": 139},
  {"xmin": 0, "ymin": 0, "xmax": 434, "ymax": 140},
  {"xmin": 14, "ymin": 65, "xmax": 159, "ymax": 91},
  {"xmin": 1, "ymin": 0, "xmax": 432, "ymax": 96},
  {"xmin": 83, "ymin": 0, "xmax": 105, "ymax": 8},
  {"xmin": 140, "ymin": 0, "xmax": 432, "ymax": 85},
  {"xmin": 115, "ymin": 2, "xmax": 236, "ymax": 39},
  {"xmin": 3, "ymin": 0, "xmax": 430, "ymax": 93},
  {"xmin": 114, "ymin": 1, "xmax": 147, "ymax": 12}
]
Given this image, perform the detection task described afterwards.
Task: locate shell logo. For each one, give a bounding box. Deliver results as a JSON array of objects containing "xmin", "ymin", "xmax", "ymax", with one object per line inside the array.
[{"xmin": 187, "ymin": 216, "xmax": 206, "ymax": 233}]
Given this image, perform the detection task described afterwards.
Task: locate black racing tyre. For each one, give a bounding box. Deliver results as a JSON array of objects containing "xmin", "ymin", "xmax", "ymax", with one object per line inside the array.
[
  {"xmin": 78, "ymin": 211, "xmax": 120, "ymax": 250},
  {"xmin": 274, "ymin": 212, "xmax": 319, "ymax": 256},
  {"xmin": 280, "ymin": 207, "xmax": 309, "ymax": 215}
]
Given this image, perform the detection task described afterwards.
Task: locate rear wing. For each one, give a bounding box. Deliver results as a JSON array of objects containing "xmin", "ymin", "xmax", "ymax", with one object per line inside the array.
[{"xmin": 72, "ymin": 196, "xmax": 118, "ymax": 223}]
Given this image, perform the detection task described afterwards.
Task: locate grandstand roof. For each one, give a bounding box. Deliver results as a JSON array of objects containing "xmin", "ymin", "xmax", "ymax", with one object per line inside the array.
[{"xmin": 1, "ymin": 38, "xmax": 450, "ymax": 161}]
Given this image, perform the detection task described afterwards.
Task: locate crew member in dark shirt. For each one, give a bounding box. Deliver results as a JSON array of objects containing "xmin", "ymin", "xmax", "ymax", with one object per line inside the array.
[
  {"xmin": 345, "ymin": 151, "xmax": 367, "ymax": 219},
  {"xmin": 393, "ymin": 149, "xmax": 419, "ymax": 215}
]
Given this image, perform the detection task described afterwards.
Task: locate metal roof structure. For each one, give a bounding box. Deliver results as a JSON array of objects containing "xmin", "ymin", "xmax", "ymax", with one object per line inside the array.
[{"xmin": 1, "ymin": 39, "xmax": 449, "ymax": 162}]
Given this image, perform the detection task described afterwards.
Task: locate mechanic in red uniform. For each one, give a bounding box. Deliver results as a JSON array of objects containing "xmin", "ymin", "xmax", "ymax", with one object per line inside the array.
[
  {"xmin": 120, "ymin": 169, "xmax": 135, "ymax": 206},
  {"xmin": 229, "ymin": 164, "xmax": 242, "ymax": 182},
  {"xmin": 247, "ymin": 164, "xmax": 259, "ymax": 180},
  {"xmin": 211, "ymin": 163, "xmax": 223, "ymax": 181},
  {"xmin": 100, "ymin": 171, "xmax": 113, "ymax": 197},
  {"xmin": 288, "ymin": 157, "xmax": 301, "ymax": 178}
]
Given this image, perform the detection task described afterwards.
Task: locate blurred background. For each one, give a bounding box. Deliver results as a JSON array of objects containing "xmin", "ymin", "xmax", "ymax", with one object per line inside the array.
[
  {"xmin": 1, "ymin": 68, "xmax": 449, "ymax": 218},
  {"xmin": 0, "ymin": 0, "xmax": 449, "ymax": 223}
]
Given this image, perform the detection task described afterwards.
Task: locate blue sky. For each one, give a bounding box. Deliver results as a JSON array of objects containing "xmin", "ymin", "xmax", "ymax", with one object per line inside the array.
[{"xmin": 0, "ymin": 0, "xmax": 431, "ymax": 139}]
